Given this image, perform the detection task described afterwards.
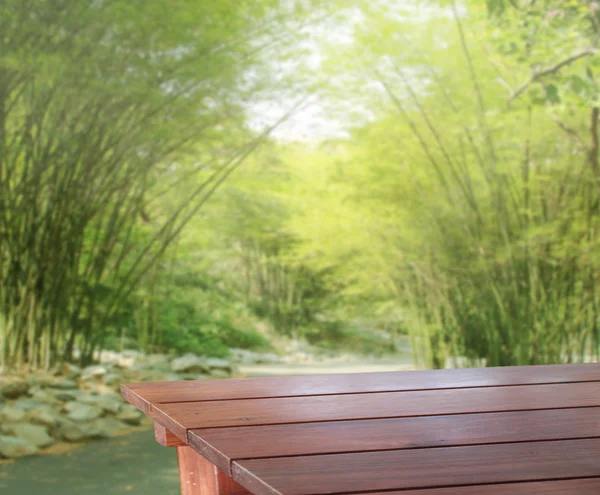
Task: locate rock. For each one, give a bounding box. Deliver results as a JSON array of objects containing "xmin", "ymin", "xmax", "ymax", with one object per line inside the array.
[
  {"xmin": 27, "ymin": 373, "xmax": 55, "ymax": 387},
  {"xmin": 205, "ymin": 357, "xmax": 233, "ymax": 372},
  {"xmin": 116, "ymin": 404, "xmax": 143, "ymax": 425},
  {"xmin": 61, "ymin": 363, "xmax": 81, "ymax": 379},
  {"xmin": 56, "ymin": 418, "xmax": 129, "ymax": 442},
  {"xmin": 143, "ymin": 354, "xmax": 170, "ymax": 368},
  {"xmin": 229, "ymin": 348, "xmax": 257, "ymax": 364},
  {"xmin": 13, "ymin": 399, "xmax": 50, "ymax": 412},
  {"xmin": 209, "ymin": 369, "xmax": 230, "ymax": 379},
  {"xmin": 103, "ymin": 373, "xmax": 122, "ymax": 387},
  {"xmin": 133, "ymin": 369, "xmax": 173, "ymax": 383},
  {"xmin": 179, "ymin": 373, "xmax": 209, "ymax": 381},
  {"xmin": 85, "ymin": 418, "xmax": 128, "ymax": 438},
  {"xmin": 64, "ymin": 402, "xmax": 103, "ymax": 422},
  {"xmin": 118, "ymin": 350, "xmax": 142, "ymax": 369},
  {"xmin": 25, "ymin": 407, "xmax": 62, "ymax": 428},
  {"xmin": 92, "ymin": 384, "xmax": 118, "ymax": 396},
  {"xmin": 53, "ymin": 390, "xmax": 83, "ymax": 401},
  {"xmin": 122, "ymin": 350, "xmax": 142, "ymax": 358},
  {"xmin": 29, "ymin": 388, "xmax": 60, "ymax": 406},
  {"xmin": 118, "ymin": 356, "xmax": 136, "ymax": 369},
  {"xmin": 0, "ymin": 406, "xmax": 26, "ymax": 423},
  {"xmin": 252, "ymin": 352, "xmax": 281, "ymax": 364},
  {"xmin": 208, "ymin": 361, "xmax": 237, "ymax": 377},
  {"xmin": 0, "ymin": 379, "xmax": 30, "ymax": 399},
  {"xmin": 48, "ymin": 378, "xmax": 79, "ymax": 390},
  {"xmin": 81, "ymin": 365, "xmax": 108, "ymax": 381},
  {"xmin": 171, "ymin": 354, "xmax": 210, "ymax": 374},
  {"xmin": 0, "ymin": 435, "xmax": 37, "ymax": 458},
  {"xmin": 2, "ymin": 423, "xmax": 54, "ymax": 448},
  {"xmin": 97, "ymin": 350, "xmax": 120, "ymax": 365},
  {"xmin": 77, "ymin": 393, "xmax": 123, "ymax": 414},
  {"xmin": 56, "ymin": 420, "xmax": 92, "ymax": 442}
]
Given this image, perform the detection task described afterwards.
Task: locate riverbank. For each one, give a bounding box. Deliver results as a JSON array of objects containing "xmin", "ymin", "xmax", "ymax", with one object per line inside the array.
[
  {"xmin": 0, "ymin": 354, "xmax": 415, "ymax": 495},
  {"xmin": 0, "ymin": 339, "xmax": 414, "ymax": 460},
  {"xmin": 0, "ymin": 350, "xmax": 242, "ymax": 459}
]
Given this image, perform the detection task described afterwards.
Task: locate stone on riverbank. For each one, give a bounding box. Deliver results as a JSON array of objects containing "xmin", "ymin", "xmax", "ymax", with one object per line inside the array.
[
  {"xmin": 48, "ymin": 378, "xmax": 79, "ymax": 390},
  {"xmin": 13, "ymin": 399, "xmax": 51, "ymax": 412},
  {"xmin": 57, "ymin": 420, "xmax": 95, "ymax": 442},
  {"xmin": 86, "ymin": 418, "xmax": 129, "ymax": 438},
  {"xmin": 0, "ymin": 348, "xmax": 241, "ymax": 460},
  {"xmin": 81, "ymin": 365, "xmax": 108, "ymax": 381},
  {"xmin": 64, "ymin": 402, "xmax": 103, "ymax": 422},
  {"xmin": 2, "ymin": 423, "xmax": 54, "ymax": 448},
  {"xmin": 209, "ymin": 369, "xmax": 230, "ymax": 379},
  {"xmin": 171, "ymin": 354, "xmax": 210, "ymax": 373},
  {"xmin": 0, "ymin": 379, "xmax": 30, "ymax": 399},
  {"xmin": 61, "ymin": 363, "xmax": 82, "ymax": 379},
  {"xmin": 78, "ymin": 393, "xmax": 123, "ymax": 414},
  {"xmin": 0, "ymin": 435, "xmax": 37, "ymax": 458},
  {"xmin": 117, "ymin": 404, "xmax": 143, "ymax": 426},
  {"xmin": 25, "ymin": 407, "xmax": 62, "ymax": 428},
  {"xmin": 0, "ymin": 406, "xmax": 26, "ymax": 423}
]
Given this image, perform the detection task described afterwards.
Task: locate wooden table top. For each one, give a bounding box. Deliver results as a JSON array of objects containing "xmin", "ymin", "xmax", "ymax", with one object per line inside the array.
[{"xmin": 121, "ymin": 363, "xmax": 600, "ymax": 494}]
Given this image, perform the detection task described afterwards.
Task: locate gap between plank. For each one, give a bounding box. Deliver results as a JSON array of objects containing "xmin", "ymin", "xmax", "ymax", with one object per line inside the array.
[
  {"xmin": 326, "ymin": 476, "xmax": 600, "ymax": 495},
  {"xmin": 151, "ymin": 403, "xmax": 600, "ymax": 434},
  {"xmin": 227, "ymin": 434, "xmax": 600, "ymax": 471},
  {"xmin": 148, "ymin": 378, "xmax": 600, "ymax": 405}
]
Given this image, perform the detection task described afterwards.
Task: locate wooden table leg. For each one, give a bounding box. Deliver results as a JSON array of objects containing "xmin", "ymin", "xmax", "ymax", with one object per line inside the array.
[
  {"xmin": 177, "ymin": 446, "xmax": 251, "ymax": 495},
  {"xmin": 155, "ymin": 422, "xmax": 185, "ymax": 447}
]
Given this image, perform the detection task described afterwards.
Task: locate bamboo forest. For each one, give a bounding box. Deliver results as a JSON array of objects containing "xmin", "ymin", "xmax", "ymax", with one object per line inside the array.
[{"xmin": 2, "ymin": 0, "xmax": 600, "ymax": 374}]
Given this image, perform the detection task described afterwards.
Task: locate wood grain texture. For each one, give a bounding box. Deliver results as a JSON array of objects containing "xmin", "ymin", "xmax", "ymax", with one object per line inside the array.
[
  {"xmin": 177, "ymin": 446, "xmax": 251, "ymax": 495},
  {"xmin": 153, "ymin": 381, "xmax": 600, "ymax": 439},
  {"xmin": 359, "ymin": 478, "xmax": 600, "ymax": 495},
  {"xmin": 232, "ymin": 439, "xmax": 600, "ymax": 495},
  {"xmin": 155, "ymin": 422, "xmax": 186, "ymax": 447},
  {"xmin": 121, "ymin": 363, "xmax": 600, "ymax": 412},
  {"xmin": 188, "ymin": 407, "xmax": 600, "ymax": 475},
  {"xmin": 121, "ymin": 383, "xmax": 153, "ymax": 415}
]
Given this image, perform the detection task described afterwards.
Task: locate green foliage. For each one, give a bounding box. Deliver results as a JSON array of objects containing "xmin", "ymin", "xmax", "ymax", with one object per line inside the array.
[
  {"xmin": 106, "ymin": 268, "xmax": 273, "ymax": 357},
  {"xmin": 4, "ymin": 0, "xmax": 600, "ymax": 370},
  {"xmin": 0, "ymin": 0, "xmax": 333, "ymax": 369},
  {"xmin": 304, "ymin": 321, "xmax": 397, "ymax": 356},
  {"xmin": 300, "ymin": 0, "xmax": 600, "ymax": 368}
]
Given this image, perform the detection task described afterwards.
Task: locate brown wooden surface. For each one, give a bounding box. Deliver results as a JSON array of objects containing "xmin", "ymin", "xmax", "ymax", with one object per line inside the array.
[
  {"xmin": 189, "ymin": 407, "xmax": 600, "ymax": 475},
  {"xmin": 120, "ymin": 362, "xmax": 600, "ymax": 413},
  {"xmin": 119, "ymin": 364, "xmax": 600, "ymax": 495},
  {"xmin": 358, "ymin": 479, "xmax": 600, "ymax": 495},
  {"xmin": 152, "ymin": 381, "xmax": 600, "ymax": 439},
  {"xmin": 233, "ymin": 438, "xmax": 600, "ymax": 495},
  {"xmin": 177, "ymin": 446, "xmax": 251, "ymax": 495},
  {"xmin": 155, "ymin": 422, "xmax": 186, "ymax": 447}
]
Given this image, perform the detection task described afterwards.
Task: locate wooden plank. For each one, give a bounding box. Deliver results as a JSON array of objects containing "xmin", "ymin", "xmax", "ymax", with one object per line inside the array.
[
  {"xmin": 153, "ymin": 381, "xmax": 600, "ymax": 439},
  {"xmin": 177, "ymin": 446, "xmax": 251, "ymax": 495},
  {"xmin": 121, "ymin": 383, "xmax": 153, "ymax": 415},
  {"xmin": 358, "ymin": 478, "xmax": 600, "ymax": 495},
  {"xmin": 188, "ymin": 407, "xmax": 600, "ymax": 475},
  {"xmin": 232, "ymin": 439, "xmax": 600, "ymax": 495},
  {"xmin": 121, "ymin": 363, "xmax": 600, "ymax": 412},
  {"xmin": 155, "ymin": 422, "xmax": 186, "ymax": 447}
]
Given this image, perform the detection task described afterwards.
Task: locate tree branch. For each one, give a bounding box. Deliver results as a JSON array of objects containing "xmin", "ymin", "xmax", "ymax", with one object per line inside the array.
[
  {"xmin": 552, "ymin": 115, "xmax": 586, "ymax": 148},
  {"xmin": 509, "ymin": 47, "xmax": 598, "ymax": 101}
]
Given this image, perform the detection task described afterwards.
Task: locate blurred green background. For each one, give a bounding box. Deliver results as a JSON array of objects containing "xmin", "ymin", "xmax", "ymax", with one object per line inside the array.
[{"xmin": 2, "ymin": 0, "xmax": 600, "ymax": 492}]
